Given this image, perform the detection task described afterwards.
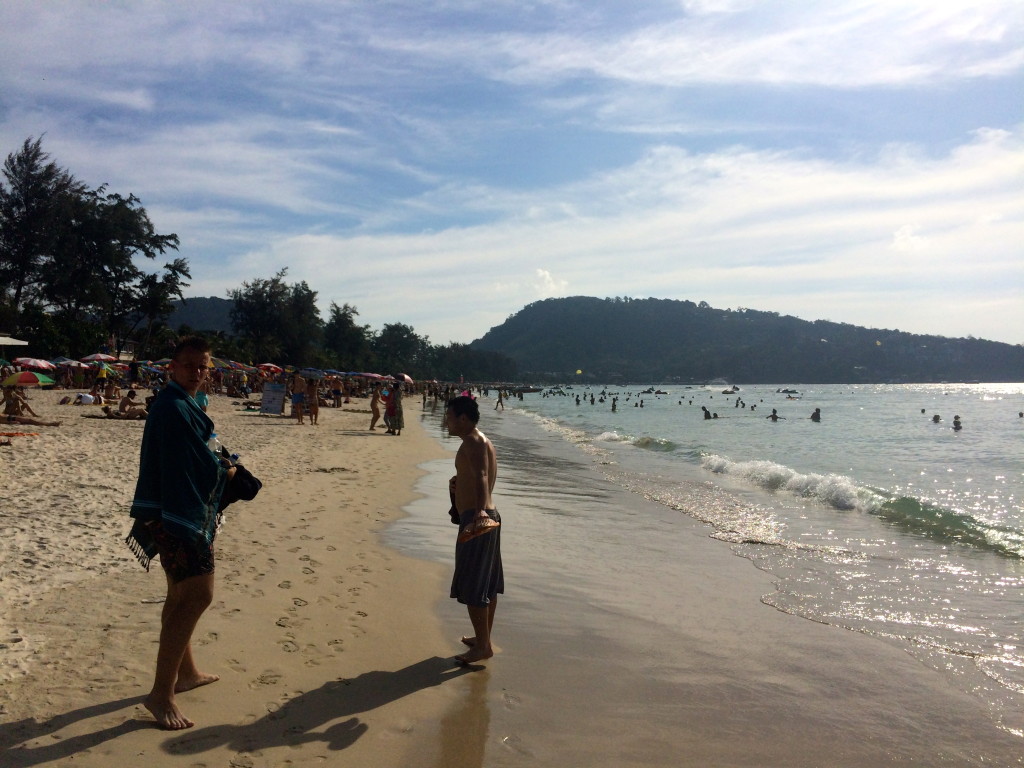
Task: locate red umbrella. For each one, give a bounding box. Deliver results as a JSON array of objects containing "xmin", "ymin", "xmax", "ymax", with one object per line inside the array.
[
  {"xmin": 396, "ymin": 373, "xmax": 414, "ymax": 384},
  {"xmin": 80, "ymin": 352, "xmax": 117, "ymax": 362},
  {"xmin": 257, "ymin": 362, "xmax": 283, "ymax": 373},
  {"xmin": 13, "ymin": 357, "xmax": 56, "ymax": 370}
]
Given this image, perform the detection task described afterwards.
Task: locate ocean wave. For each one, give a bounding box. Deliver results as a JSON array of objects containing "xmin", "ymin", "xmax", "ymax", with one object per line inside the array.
[
  {"xmin": 594, "ymin": 431, "xmax": 677, "ymax": 452},
  {"xmin": 701, "ymin": 454, "xmax": 1024, "ymax": 558}
]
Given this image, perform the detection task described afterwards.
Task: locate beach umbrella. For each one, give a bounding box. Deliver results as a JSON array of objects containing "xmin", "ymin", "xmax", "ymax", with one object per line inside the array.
[
  {"xmin": 299, "ymin": 368, "xmax": 324, "ymax": 379},
  {"xmin": 257, "ymin": 363, "xmax": 283, "ymax": 373},
  {"xmin": 0, "ymin": 359, "xmax": 10, "ymax": 367},
  {"xmin": 14, "ymin": 357, "xmax": 57, "ymax": 370},
  {"xmin": 2, "ymin": 370, "xmax": 55, "ymax": 387},
  {"xmin": 49, "ymin": 355, "xmax": 77, "ymax": 365},
  {"xmin": 80, "ymin": 352, "xmax": 117, "ymax": 362},
  {"xmin": 395, "ymin": 373, "xmax": 414, "ymax": 384},
  {"xmin": 152, "ymin": 358, "xmax": 172, "ymax": 366},
  {"xmin": 209, "ymin": 356, "xmax": 232, "ymax": 369}
]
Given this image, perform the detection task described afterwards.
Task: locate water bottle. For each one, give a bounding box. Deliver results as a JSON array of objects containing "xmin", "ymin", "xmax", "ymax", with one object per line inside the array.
[
  {"xmin": 230, "ymin": 452, "xmax": 240, "ymax": 464},
  {"xmin": 208, "ymin": 432, "xmax": 222, "ymax": 454}
]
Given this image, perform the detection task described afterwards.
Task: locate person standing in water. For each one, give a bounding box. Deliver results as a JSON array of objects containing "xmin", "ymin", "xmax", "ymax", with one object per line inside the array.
[{"xmin": 445, "ymin": 395, "xmax": 503, "ymax": 664}]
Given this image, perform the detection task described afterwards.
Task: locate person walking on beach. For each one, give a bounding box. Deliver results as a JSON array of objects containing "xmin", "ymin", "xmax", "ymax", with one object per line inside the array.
[
  {"xmin": 291, "ymin": 372, "xmax": 307, "ymax": 425},
  {"xmin": 369, "ymin": 384, "xmax": 382, "ymax": 430},
  {"xmin": 446, "ymin": 395, "xmax": 503, "ymax": 664},
  {"xmin": 386, "ymin": 380, "xmax": 404, "ymax": 435},
  {"xmin": 126, "ymin": 336, "xmax": 235, "ymax": 730}
]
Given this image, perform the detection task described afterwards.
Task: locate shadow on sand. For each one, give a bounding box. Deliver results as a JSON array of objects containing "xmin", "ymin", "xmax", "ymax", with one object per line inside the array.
[
  {"xmin": 0, "ymin": 695, "xmax": 149, "ymax": 766},
  {"xmin": 0, "ymin": 657, "xmax": 475, "ymax": 766},
  {"xmin": 162, "ymin": 656, "xmax": 474, "ymax": 757}
]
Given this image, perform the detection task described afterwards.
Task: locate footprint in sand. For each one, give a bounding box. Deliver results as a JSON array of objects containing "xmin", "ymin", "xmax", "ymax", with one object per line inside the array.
[
  {"xmin": 276, "ymin": 617, "xmax": 292, "ymax": 628},
  {"xmin": 302, "ymin": 567, "xmax": 315, "ymax": 575},
  {"xmin": 292, "ymin": 598, "xmax": 308, "ymax": 607},
  {"xmin": 277, "ymin": 581, "xmax": 291, "ymax": 589},
  {"xmin": 279, "ymin": 640, "xmax": 299, "ymax": 653},
  {"xmin": 250, "ymin": 672, "xmax": 282, "ymax": 688}
]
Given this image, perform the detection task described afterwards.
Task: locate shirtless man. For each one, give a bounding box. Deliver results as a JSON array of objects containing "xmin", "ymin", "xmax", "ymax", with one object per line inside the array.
[
  {"xmin": 291, "ymin": 373, "xmax": 307, "ymax": 425},
  {"xmin": 119, "ymin": 389, "xmax": 147, "ymax": 417},
  {"xmin": 445, "ymin": 395, "xmax": 502, "ymax": 664}
]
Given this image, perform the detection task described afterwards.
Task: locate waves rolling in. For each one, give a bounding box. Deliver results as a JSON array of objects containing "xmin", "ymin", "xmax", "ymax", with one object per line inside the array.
[{"xmin": 701, "ymin": 454, "xmax": 1024, "ymax": 558}]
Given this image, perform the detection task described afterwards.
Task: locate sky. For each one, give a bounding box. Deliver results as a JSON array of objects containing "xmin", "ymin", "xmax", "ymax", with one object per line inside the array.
[{"xmin": 1, "ymin": 1, "xmax": 1022, "ymax": 346}]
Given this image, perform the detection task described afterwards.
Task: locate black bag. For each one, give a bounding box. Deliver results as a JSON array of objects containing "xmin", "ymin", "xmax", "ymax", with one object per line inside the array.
[{"xmin": 219, "ymin": 463, "xmax": 263, "ymax": 511}]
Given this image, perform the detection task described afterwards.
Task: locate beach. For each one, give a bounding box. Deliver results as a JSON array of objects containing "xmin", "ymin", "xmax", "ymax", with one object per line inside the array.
[
  {"xmin": 0, "ymin": 391, "xmax": 479, "ymax": 766},
  {"xmin": 2, "ymin": 388, "xmax": 1024, "ymax": 766}
]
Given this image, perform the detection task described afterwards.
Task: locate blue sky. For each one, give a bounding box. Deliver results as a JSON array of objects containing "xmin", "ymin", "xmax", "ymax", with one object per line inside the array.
[{"xmin": 2, "ymin": 1, "xmax": 1022, "ymax": 345}]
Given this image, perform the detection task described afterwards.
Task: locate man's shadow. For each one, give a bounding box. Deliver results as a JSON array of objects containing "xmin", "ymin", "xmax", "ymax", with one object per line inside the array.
[
  {"xmin": 163, "ymin": 656, "xmax": 474, "ymax": 756},
  {"xmin": 0, "ymin": 695, "xmax": 151, "ymax": 767}
]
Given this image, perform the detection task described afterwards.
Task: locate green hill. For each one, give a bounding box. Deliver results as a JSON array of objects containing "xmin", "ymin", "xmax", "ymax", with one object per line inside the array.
[
  {"xmin": 168, "ymin": 296, "xmax": 234, "ymax": 333},
  {"xmin": 470, "ymin": 297, "xmax": 1024, "ymax": 383}
]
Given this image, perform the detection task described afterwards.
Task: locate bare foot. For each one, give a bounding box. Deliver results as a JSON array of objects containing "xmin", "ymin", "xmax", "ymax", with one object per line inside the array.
[
  {"xmin": 174, "ymin": 672, "xmax": 220, "ymax": 693},
  {"xmin": 461, "ymin": 636, "xmax": 476, "ymax": 647},
  {"xmin": 144, "ymin": 694, "xmax": 195, "ymax": 730},
  {"xmin": 455, "ymin": 646, "xmax": 494, "ymax": 664}
]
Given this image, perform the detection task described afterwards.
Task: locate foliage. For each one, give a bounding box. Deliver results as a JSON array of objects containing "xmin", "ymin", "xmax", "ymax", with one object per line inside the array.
[
  {"xmin": 323, "ymin": 302, "xmax": 374, "ymax": 371},
  {"xmin": 471, "ymin": 297, "xmax": 1024, "ymax": 383},
  {"xmin": 0, "ymin": 136, "xmax": 186, "ymax": 358},
  {"xmin": 228, "ymin": 269, "xmax": 323, "ymax": 365}
]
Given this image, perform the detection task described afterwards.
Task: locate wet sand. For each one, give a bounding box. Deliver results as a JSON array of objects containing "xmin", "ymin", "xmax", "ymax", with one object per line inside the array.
[{"xmin": 393, "ymin": 404, "xmax": 1024, "ymax": 767}]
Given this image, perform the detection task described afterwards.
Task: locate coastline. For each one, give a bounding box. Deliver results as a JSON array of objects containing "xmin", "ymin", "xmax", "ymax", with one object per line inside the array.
[
  {"xmin": 4, "ymin": 389, "xmax": 1024, "ymax": 765},
  {"xmin": 0, "ymin": 391, "xmax": 471, "ymax": 767},
  {"xmin": 395, "ymin": 399, "xmax": 1024, "ymax": 766}
]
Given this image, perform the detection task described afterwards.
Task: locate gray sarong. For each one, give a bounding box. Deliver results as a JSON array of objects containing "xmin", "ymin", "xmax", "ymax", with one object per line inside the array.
[{"xmin": 451, "ymin": 509, "xmax": 504, "ymax": 607}]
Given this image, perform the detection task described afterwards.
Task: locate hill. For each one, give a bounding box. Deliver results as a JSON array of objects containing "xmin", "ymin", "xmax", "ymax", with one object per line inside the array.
[
  {"xmin": 168, "ymin": 296, "xmax": 234, "ymax": 333},
  {"xmin": 470, "ymin": 297, "xmax": 1024, "ymax": 383}
]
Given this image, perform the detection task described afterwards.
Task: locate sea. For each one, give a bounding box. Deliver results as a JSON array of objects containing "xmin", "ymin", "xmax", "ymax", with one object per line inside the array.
[{"xmin": 390, "ymin": 382, "xmax": 1024, "ymax": 763}]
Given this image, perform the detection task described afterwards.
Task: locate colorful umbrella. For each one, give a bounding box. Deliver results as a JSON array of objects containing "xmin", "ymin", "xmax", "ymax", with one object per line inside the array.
[
  {"xmin": 257, "ymin": 363, "xmax": 283, "ymax": 373},
  {"xmin": 395, "ymin": 373, "xmax": 414, "ymax": 384},
  {"xmin": 14, "ymin": 357, "xmax": 57, "ymax": 370},
  {"xmin": 2, "ymin": 370, "xmax": 55, "ymax": 387},
  {"xmin": 209, "ymin": 356, "xmax": 232, "ymax": 369},
  {"xmin": 80, "ymin": 352, "xmax": 117, "ymax": 362}
]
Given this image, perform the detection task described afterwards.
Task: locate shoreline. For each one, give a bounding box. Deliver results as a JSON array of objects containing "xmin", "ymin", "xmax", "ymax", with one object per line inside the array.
[
  {"xmin": 1, "ymin": 392, "xmax": 475, "ymax": 766},
  {"xmin": 395, "ymin": 400, "xmax": 1024, "ymax": 766}
]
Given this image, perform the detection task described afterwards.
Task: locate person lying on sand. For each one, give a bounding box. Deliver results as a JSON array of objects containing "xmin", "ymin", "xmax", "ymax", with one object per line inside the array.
[{"xmin": 4, "ymin": 413, "xmax": 61, "ymax": 427}]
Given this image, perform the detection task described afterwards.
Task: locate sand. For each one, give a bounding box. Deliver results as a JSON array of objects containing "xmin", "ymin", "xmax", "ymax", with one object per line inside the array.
[{"xmin": 0, "ymin": 390, "xmax": 479, "ymax": 767}]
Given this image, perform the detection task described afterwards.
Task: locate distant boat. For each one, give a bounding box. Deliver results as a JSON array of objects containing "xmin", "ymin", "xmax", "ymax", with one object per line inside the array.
[
  {"xmin": 722, "ymin": 385, "xmax": 740, "ymax": 394},
  {"xmin": 777, "ymin": 388, "xmax": 799, "ymax": 394}
]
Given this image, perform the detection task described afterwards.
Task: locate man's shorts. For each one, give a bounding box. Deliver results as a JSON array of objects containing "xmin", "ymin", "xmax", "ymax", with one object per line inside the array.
[
  {"xmin": 292, "ymin": 393, "xmax": 305, "ymax": 405},
  {"xmin": 152, "ymin": 523, "xmax": 215, "ymax": 583},
  {"xmin": 451, "ymin": 510, "xmax": 503, "ymax": 607}
]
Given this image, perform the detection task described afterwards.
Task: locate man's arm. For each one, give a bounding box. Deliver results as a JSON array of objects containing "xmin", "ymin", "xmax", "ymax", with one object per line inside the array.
[{"xmin": 467, "ymin": 435, "xmax": 492, "ymax": 514}]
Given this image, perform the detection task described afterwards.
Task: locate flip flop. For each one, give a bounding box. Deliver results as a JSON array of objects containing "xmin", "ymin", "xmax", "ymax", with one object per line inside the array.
[{"xmin": 457, "ymin": 517, "xmax": 500, "ymax": 543}]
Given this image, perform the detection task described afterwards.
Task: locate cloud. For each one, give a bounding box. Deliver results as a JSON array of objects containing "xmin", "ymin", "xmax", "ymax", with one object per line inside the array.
[{"xmin": 1, "ymin": 1, "xmax": 1020, "ymax": 346}]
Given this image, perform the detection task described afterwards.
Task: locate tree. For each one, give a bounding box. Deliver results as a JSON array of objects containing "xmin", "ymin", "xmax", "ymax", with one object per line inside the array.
[
  {"xmin": 0, "ymin": 136, "xmax": 86, "ymax": 320},
  {"xmin": 323, "ymin": 302, "xmax": 373, "ymax": 370},
  {"xmin": 373, "ymin": 322, "xmax": 430, "ymax": 376},
  {"xmin": 229, "ymin": 269, "xmax": 323, "ymax": 364},
  {"xmin": 133, "ymin": 257, "xmax": 192, "ymax": 358},
  {"xmin": 0, "ymin": 136, "xmax": 184, "ymax": 356}
]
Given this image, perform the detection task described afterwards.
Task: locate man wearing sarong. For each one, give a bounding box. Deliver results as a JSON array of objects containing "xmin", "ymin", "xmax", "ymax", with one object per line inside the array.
[
  {"xmin": 126, "ymin": 336, "xmax": 233, "ymax": 730},
  {"xmin": 446, "ymin": 395, "xmax": 502, "ymax": 664}
]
